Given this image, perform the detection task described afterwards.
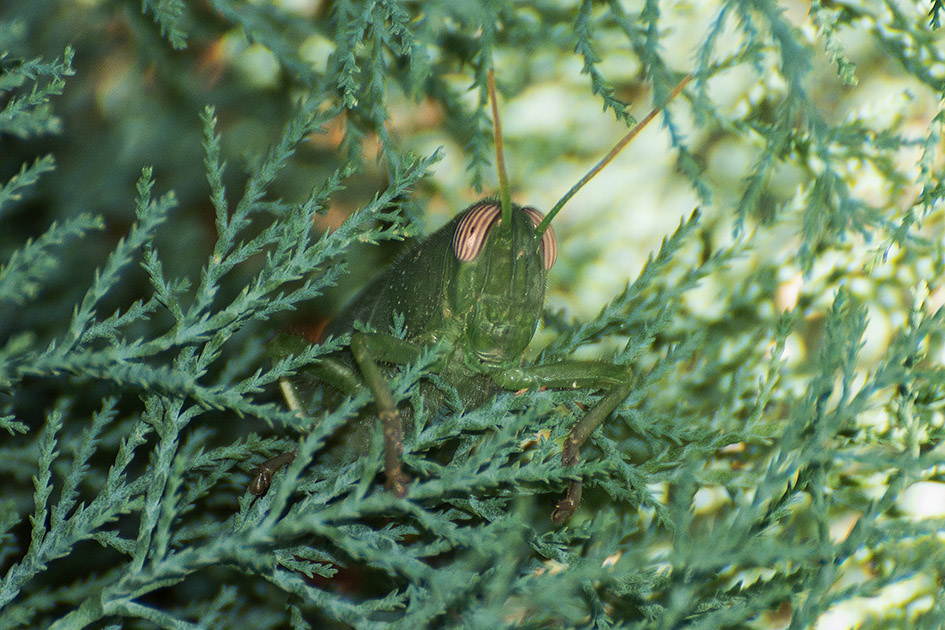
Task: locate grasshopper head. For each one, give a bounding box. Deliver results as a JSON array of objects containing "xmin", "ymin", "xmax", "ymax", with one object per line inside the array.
[
  {"xmin": 450, "ymin": 200, "xmax": 557, "ymax": 367},
  {"xmin": 456, "ymin": 71, "xmax": 689, "ymax": 367}
]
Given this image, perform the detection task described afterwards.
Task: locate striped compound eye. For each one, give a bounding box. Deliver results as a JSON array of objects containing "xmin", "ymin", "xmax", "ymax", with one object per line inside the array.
[
  {"xmin": 522, "ymin": 206, "xmax": 557, "ymax": 270},
  {"xmin": 452, "ymin": 202, "xmax": 558, "ymax": 270},
  {"xmin": 452, "ymin": 202, "xmax": 502, "ymax": 262}
]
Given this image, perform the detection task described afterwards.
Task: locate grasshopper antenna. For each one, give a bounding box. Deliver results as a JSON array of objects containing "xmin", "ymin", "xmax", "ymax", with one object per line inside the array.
[
  {"xmin": 488, "ymin": 69, "xmax": 513, "ymax": 227},
  {"xmin": 534, "ymin": 74, "xmax": 693, "ymax": 237}
]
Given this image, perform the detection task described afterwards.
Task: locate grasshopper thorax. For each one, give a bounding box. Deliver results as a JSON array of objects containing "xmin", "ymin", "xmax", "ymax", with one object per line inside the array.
[{"xmin": 449, "ymin": 200, "xmax": 557, "ymax": 366}]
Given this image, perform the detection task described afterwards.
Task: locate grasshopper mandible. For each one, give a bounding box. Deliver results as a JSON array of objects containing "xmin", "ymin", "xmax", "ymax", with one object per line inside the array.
[{"xmin": 252, "ymin": 71, "xmax": 691, "ymax": 524}]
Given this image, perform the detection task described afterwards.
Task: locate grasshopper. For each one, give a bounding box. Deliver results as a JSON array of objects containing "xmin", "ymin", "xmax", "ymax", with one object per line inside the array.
[{"xmin": 252, "ymin": 71, "xmax": 691, "ymax": 524}]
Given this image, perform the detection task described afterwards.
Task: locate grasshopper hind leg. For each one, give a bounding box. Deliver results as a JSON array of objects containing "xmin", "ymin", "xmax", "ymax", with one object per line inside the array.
[
  {"xmin": 249, "ymin": 372, "xmax": 307, "ymax": 496},
  {"xmin": 249, "ymin": 449, "xmax": 296, "ymax": 496}
]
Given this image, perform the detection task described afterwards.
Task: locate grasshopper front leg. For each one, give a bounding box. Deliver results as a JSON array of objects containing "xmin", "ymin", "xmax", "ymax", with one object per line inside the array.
[
  {"xmin": 493, "ymin": 361, "xmax": 635, "ymax": 524},
  {"xmin": 349, "ymin": 332, "xmax": 415, "ymax": 497},
  {"xmin": 552, "ymin": 376, "xmax": 635, "ymax": 524},
  {"xmin": 251, "ymin": 331, "xmax": 421, "ymax": 497}
]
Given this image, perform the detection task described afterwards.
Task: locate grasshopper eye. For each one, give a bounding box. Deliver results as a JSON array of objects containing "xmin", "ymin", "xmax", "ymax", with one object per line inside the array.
[
  {"xmin": 453, "ymin": 202, "xmax": 502, "ymax": 262},
  {"xmin": 523, "ymin": 207, "xmax": 558, "ymax": 270},
  {"xmin": 452, "ymin": 202, "xmax": 557, "ymax": 269}
]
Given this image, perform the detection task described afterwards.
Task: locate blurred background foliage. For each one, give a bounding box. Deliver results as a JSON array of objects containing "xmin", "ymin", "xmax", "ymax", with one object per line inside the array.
[{"xmin": 2, "ymin": 0, "xmax": 945, "ymax": 628}]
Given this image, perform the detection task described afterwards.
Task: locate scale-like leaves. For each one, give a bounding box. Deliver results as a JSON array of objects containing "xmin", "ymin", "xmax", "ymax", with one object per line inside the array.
[{"xmin": 1, "ymin": 2, "xmax": 944, "ymax": 629}]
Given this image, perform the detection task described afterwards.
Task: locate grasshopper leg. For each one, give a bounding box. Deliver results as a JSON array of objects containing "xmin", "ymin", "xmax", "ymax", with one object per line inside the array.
[
  {"xmin": 249, "ymin": 449, "xmax": 297, "ymax": 496},
  {"xmin": 252, "ymin": 333, "xmax": 418, "ymax": 498},
  {"xmin": 249, "ymin": 367, "xmax": 311, "ymax": 496},
  {"xmin": 551, "ymin": 377, "xmax": 635, "ymax": 524},
  {"xmin": 351, "ymin": 333, "xmax": 410, "ymax": 497},
  {"xmin": 492, "ymin": 360, "xmax": 635, "ymax": 523}
]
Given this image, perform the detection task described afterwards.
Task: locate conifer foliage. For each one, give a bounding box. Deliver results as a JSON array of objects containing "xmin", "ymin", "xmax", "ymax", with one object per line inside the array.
[{"xmin": 1, "ymin": 1, "xmax": 944, "ymax": 628}]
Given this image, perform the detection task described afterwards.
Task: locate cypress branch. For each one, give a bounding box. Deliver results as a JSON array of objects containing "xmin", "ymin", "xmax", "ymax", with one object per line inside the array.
[{"xmin": 1, "ymin": 3, "xmax": 943, "ymax": 628}]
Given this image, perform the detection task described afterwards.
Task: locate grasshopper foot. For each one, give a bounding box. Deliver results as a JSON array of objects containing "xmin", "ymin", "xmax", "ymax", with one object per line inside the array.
[
  {"xmin": 385, "ymin": 466, "xmax": 410, "ymax": 498},
  {"xmin": 249, "ymin": 450, "xmax": 297, "ymax": 496},
  {"xmin": 551, "ymin": 480, "xmax": 583, "ymax": 524},
  {"xmin": 551, "ymin": 438, "xmax": 583, "ymax": 524}
]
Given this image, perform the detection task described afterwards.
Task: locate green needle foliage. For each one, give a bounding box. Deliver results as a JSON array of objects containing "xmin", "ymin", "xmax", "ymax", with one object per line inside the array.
[{"xmin": 2, "ymin": 1, "xmax": 945, "ymax": 628}]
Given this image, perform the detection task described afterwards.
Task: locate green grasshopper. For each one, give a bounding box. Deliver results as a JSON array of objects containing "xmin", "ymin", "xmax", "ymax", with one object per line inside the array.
[{"xmin": 252, "ymin": 71, "xmax": 691, "ymax": 524}]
